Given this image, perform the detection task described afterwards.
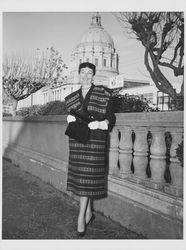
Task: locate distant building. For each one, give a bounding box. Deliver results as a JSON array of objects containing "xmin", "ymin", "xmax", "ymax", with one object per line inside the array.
[{"xmin": 120, "ymin": 79, "xmax": 172, "ymax": 111}]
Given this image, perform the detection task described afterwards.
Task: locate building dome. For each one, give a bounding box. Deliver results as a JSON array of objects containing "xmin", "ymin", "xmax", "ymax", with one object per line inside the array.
[
  {"xmin": 68, "ymin": 12, "xmax": 119, "ymax": 86},
  {"xmin": 80, "ymin": 12, "xmax": 114, "ymax": 46},
  {"xmin": 80, "ymin": 25, "xmax": 114, "ymax": 47}
]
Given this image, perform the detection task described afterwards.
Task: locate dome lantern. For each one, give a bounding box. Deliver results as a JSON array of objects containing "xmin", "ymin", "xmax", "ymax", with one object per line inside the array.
[{"xmin": 90, "ymin": 12, "xmax": 102, "ymax": 28}]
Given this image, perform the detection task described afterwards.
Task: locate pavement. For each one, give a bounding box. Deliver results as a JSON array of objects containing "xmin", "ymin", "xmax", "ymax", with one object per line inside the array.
[{"xmin": 2, "ymin": 158, "xmax": 146, "ymax": 239}]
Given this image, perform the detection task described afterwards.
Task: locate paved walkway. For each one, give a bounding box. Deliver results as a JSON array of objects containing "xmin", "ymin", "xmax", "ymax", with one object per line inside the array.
[{"xmin": 2, "ymin": 158, "xmax": 145, "ymax": 239}]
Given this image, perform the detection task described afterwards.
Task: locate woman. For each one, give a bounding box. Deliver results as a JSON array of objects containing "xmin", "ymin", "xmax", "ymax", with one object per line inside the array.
[{"xmin": 65, "ymin": 62, "xmax": 115, "ymax": 237}]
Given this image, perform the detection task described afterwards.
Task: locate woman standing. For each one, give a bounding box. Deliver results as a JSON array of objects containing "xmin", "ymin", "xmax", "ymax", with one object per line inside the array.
[{"xmin": 65, "ymin": 62, "xmax": 115, "ymax": 237}]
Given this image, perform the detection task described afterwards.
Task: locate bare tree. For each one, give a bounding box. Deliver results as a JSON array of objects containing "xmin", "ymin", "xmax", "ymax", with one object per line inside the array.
[
  {"xmin": 114, "ymin": 12, "xmax": 184, "ymax": 101},
  {"xmin": 3, "ymin": 47, "xmax": 68, "ymax": 115}
]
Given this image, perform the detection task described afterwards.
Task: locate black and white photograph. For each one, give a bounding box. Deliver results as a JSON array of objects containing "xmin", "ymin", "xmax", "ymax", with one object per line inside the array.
[{"xmin": 1, "ymin": 0, "xmax": 185, "ymax": 249}]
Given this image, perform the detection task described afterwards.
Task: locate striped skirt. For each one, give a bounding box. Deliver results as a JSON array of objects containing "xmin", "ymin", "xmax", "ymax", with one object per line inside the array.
[{"xmin": 67, "ymin": 131, "xmax": 108, "ymax": 199}]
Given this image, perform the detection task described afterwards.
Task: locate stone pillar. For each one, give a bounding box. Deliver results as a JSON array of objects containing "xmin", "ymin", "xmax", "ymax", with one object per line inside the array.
[
  {"xmin": 119, "ymin": 127, "xmax": 133, "ymax": 178},
  {"xmin": 108, "ymin": 128, "xmax": 119, "ymax": 176},
  {"xmin": 169, "ymin": 128, "xmax": 183, "ymax": 191},
  {"xmin": 149, "ymin": 127, "xmax": 166, "ymax": 185},
  {"xmin": 133, "ymin": 127, "xmax": 148, "ymax": 181}
]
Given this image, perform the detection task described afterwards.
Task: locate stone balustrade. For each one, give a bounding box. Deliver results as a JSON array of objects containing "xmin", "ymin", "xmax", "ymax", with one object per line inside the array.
[
  {"xmin": 3, "ymin": 111, "xmax": 183, "ymax": 238},
  {"xmin": 108, "ymin": 112, "xmax": 183, "ymax": 197}
]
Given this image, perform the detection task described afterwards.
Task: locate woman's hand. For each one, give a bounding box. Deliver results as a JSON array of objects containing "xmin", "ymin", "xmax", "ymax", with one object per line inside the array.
[
  {"xmin": 88, "ymin": 120, "xmax": 109, "ymax": 130},
  {"xmin": 67, "ymin": 115, "xmax": 76, "ymax": 123},
  {"xmin": 88, "ymin": 121, "xmax": 99, "ymax": 130},
  {"xmin": 99, "ymin": 120, "xmax": 108, "ymax": 130}
]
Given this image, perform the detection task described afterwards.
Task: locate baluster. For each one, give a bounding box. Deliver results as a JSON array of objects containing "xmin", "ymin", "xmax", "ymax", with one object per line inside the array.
[
  {"xmin": 133, "ymin": 127, "xmax": 148, "ymax": 181},
  {"xmin": 149, "ymin": 127, "xmax": 166, "ymax": 186},
  {"xmin": 119, "ymin": 126, "xmax": 133, "ymax": 178},
  {"xmin": 170, "ymin": 128, "xmax": 183, "ymax": 159},
  {"xmin": 169, "ymin": 128, "xmax": 183, "ymax": 193},
  {"xmin": 108, "ymin": 128, "xmax": 119, "ymax": 176}
]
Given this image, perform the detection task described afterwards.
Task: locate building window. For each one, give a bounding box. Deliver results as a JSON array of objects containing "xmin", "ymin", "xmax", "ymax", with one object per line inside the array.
[
  {"xmin": 164, "ymin": 96, "xmax": 169, "ymax": 104},
  {"xmin": 57, "ymin": 90, "xmax": 60, "ymax": 100},
  {"xmin": 157, "ymin": 91, "xmax": 171, "ymax": 111},
  {"xmin": 158, "ymin": 96, "xmax": 163, "ymax": 104},
  {"xmin": 79, "ymin": 59, "xmax": 82, "ymax": 64},
  {"xmin": 86, "ymin": 58, "xmax": 89, "ymax": 62},
  {"xmin": 103, "ymin": 59, "xmax": 106, "ymax": 67},
  {"xmin": 95, "ymin": 58, "xmax": 98, "ymax": 66},
  {"xmin": 53, "ymin": 90, "xmax": 57, "ymax": 101},
  {"xmin": 59, "ymin": 89, "xmax": 62, "ymax": 100},
  {"xmin": 43, "ymin": 92, "xmax": 48, "ymax": 104}
]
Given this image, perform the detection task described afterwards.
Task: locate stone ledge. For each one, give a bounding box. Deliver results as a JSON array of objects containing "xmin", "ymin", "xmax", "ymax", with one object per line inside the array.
[
  {"xmin": 107, "ymin": 175, "xmax": 183, "ymax": 221},
  {"xmin": 3, "ymin": 143, "xmax": 68, "ymax": 173},
  {"xmin": 3, "ymin": 115, "xmax": 67, "ymax": 123},
  {"xmin": 94, "ymin": 191, "xmax": 183, "ymax": 239}
]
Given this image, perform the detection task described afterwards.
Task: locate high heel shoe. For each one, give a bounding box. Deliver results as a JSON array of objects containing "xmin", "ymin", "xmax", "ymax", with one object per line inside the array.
[
  {"xmin": 86, "ymin": 213, "xmax": 96, "ymax": 227},
  {"xmin": 77, "ymin": 229, "xmax": 86, "ymax": 238},
  {"xmin": 77, "ymin": 219, "xmax": 86, "ymax": 238}
]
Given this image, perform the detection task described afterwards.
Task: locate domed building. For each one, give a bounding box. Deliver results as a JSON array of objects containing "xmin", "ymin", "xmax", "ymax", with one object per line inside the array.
[{"xmin": 67, "ymin": 12, "xmax": 119, "ymax": 86}]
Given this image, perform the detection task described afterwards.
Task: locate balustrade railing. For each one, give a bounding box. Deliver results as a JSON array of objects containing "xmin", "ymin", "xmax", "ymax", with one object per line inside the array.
[{"xmin": 108, "ymin": 112, "xmax": 183, "ymax": 197}]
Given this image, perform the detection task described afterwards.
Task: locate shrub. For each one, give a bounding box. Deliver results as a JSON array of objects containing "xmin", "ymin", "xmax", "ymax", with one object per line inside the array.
[
  {"xmin": 170, "ymin": 95, "xmax": 184, "ymax": 111},
  {"xmin": 39, "ymin": 101, "xmax": 67, "ymax": 115},
  {"xmin": 16, "ymin": 105, "xmax": 43, "ymax": 118},
  {"xmin": 3, "ymin": 112, "xmax": 12, "ymax": 117},
  {"xmin": 16, "ymin": 101, "xmax": 67, "ymax": 118},
  {"xmin": 110, "ymin": 94, "xmax": 159, "ymax": 113}
]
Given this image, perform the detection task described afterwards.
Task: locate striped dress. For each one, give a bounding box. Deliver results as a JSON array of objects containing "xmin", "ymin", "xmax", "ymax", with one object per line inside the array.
[{"xmin": 65, "ymin": 84, "xmax": 115, "ymax": 199}]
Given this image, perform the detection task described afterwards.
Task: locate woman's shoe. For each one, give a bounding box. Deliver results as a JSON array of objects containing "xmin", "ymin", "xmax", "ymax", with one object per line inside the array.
[
  {"xmin": 77, "ymin": 230, "xmax": 86, "ymax": 238},
  {"xmin": 77, "ymin": 218, "xmax": 86, "ymax": 238},
  {"xmin": 86, "ymin": 213, "xmax": 96, "ymax": 227}
]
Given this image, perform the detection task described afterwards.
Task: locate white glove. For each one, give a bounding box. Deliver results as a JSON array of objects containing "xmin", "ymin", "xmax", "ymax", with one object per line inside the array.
[
  {"xmin": 67, "ymin": 115, "xmax": 76, "ymax": 123},
  {"xmin": 88, "ymin": 121, "xmax": 99, "ymax": 130},
  {"xmin": 88, "ymin": 120, "xmax": 109, "ymax": 130},
  {"xmin": 99, "ymin": 121, "xmax": 108, "ymax": 130}
]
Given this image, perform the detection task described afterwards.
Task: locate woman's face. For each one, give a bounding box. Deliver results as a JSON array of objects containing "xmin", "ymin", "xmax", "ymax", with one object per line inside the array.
[{"xmin": 79, "ymin": 67, "xmax": 94, "ymax": 86}]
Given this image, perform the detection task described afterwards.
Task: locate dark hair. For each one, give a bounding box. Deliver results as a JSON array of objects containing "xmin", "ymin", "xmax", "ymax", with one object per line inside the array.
[{"xmin": 78, "ymin": 62, "xmax": 96, "ymax": 75}]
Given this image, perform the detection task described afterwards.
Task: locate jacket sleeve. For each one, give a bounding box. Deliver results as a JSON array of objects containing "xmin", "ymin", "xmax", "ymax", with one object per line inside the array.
[{"xmin": 64, "ymin": 89, "xmax": 81, "ymax": 113}]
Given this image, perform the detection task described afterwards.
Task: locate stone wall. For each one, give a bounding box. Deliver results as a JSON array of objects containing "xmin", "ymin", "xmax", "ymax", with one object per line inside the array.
[{"xmin": 3, "ymin": 112, "xmax": 183, "ymax": 239}]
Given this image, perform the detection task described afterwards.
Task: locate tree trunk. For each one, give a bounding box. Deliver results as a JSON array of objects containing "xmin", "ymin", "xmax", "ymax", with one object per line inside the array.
[
  {"xmin": 144, "ymin": 49, "xmax": 177, "ymax": 99},
  {"xmin": 11, "ymin": 98, "xmax": 18, "ymax": 117}
]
